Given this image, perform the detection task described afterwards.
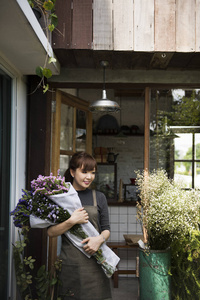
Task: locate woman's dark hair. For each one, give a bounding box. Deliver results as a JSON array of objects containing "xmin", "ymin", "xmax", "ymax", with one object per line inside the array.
[{"xmin": 64, "ymin": 152, "xmax": 97, "ymax": 183}]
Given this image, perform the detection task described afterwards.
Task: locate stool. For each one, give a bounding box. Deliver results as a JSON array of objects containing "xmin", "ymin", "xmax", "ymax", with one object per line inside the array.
[{"xmin": 107, "ymin": 241, "xmax": 139, "ymax": 288}]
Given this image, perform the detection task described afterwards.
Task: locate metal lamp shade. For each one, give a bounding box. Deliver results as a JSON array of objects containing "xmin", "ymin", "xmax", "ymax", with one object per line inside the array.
[{"xmin": 89, "ymin": 90, "xmax": 120, "ymax": 113}]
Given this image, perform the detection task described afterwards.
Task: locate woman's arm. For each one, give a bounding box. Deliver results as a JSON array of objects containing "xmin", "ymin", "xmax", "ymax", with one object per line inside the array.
[
  {"xmin": 47, "ymin": 207, "xmax": 89, "ymax": 237},
  {"xmin": 100, "ymin": 229, "xmax": 110, "ymax": 242}
]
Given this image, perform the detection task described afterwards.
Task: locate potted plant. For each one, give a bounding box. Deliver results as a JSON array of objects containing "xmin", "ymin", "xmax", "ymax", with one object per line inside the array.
[{"xmin": 136, "ymin": 169, "xmax": 200, "ymax": 300}]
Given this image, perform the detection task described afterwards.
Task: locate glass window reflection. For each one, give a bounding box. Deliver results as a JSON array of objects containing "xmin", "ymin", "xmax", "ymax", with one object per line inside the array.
[{"xmin": 60, "ymin": 104, "xmax": 73, "ymax": 151}]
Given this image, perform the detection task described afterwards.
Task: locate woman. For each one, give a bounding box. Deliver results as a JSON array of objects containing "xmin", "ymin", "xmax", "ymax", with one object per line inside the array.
[{"xmin": 47, "ymin": 152, "xmax": 112, "ymax": 300}]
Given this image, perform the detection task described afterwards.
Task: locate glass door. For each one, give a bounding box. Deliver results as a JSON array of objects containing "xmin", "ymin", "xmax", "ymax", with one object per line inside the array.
[{"xmin": 49, "ymin": 90, "xmax": 92, "ymax": 265}]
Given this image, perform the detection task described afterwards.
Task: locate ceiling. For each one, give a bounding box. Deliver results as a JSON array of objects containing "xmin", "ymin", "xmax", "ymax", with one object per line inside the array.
[{"xmin": 53, "ymin": 49, "xmax": 200, "ymax": 71}]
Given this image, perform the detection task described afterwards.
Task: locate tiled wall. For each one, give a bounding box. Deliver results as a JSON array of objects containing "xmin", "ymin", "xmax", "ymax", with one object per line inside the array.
[{"xmin": 108, "ymin": 206, "xmax": 143, "ymax": 276}]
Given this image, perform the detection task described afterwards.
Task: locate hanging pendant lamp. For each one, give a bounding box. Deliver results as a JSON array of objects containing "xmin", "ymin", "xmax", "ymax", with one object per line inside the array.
[{"xmin": 89, "ymin": 61, "xmax": 120, "ymax": 113}]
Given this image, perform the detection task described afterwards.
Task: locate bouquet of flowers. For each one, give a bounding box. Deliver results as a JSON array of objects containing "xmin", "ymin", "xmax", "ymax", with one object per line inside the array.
[{"xmin": 10, "ymin": 172, "xmax": 120, "ymax": 278}]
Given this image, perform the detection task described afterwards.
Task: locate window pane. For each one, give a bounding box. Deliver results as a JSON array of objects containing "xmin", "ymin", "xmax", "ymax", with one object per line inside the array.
[
  {"xmin": 174, "ymin": 161, "xmax": 192, "ymax": 188},
  {"xmin": 174, "ymin": 133, "xmax": 193, "ymax": 160},
  {"xmin": 60, "ymin": 104, "xmax": 73, "ymax": 151},
  {"xmin": 93, "ymin": 165, "xmax": 115, "ymax": 200},
  {"xmin": 195, "ymin": 133, "xmax": 200, "ymax": 159},
  {"xmin": 76, "ymin": 109, "xmax": 86, "ymax": 152},
  {"xmin": 59, "ymin": 155, "xmax": 70, "ymax": 177},
  {"xmin": 194, "ymin": 162, "xmax": 200, "ymax": 188},
  {"xmin": 76, "ymin": 129, "xmax": 86, "ymax": 151}
]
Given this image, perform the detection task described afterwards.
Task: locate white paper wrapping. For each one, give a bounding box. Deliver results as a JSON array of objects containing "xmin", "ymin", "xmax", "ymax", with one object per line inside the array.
[{"xmin": 30, "ymin": 183, "xmax": 120, "ymax": 275}]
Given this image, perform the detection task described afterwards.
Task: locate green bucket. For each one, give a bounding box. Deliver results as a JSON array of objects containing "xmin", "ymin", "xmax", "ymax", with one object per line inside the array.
[{"xmin": 139, "ymin": 248, "xmax": 171, "ymax": 300}]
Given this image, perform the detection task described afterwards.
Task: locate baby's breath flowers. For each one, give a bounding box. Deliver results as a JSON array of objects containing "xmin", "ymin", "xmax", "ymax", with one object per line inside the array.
[{"xmin": 136, "ymin": 169, "xmax": 200, "ymax": 250}]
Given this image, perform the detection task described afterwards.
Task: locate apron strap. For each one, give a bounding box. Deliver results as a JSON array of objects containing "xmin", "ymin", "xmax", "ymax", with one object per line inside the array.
[{"xmin": 92, "ymin": 190, "xmax": 97, "ymax": 206}]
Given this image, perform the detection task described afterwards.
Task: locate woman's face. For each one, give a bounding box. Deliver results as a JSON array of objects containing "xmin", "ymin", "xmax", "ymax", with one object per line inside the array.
[{"xmin": 70, "ymin": 166, "xmax": 96, "ymax": 191}]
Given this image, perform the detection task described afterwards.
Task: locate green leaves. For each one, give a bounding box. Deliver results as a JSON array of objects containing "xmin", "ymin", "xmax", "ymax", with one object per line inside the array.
[
  {"xmin": 48, "ymin": 24, "xmax": 55, "ymax": 32},
  {"xmin": 24, "ymin": 256, "xmax": 36, "ymax": 270},
  {"xmin": 35, "ymin": 66, "xmax": 52, "ymax": 79},
  {"xmin": 48, "ymin": 57, "xmax": 56, "ymax": 64},
  {"xmin": 27, "ymin": 0, "xmax": 58, "ymax": 93},
  {"xmin": 171, "ymin": 230, "xmax": 200, "ymax": 299},
  {"xmin": 43, "ymin": 0, "xmax": 54, "ymax": 11},
  {"xmin": 35, "ymin": 56, "xmax": 57, "ymax": 93},
  {"xmin": 35, "ymin": 66, "xmax": 43, "ymax": 78},
  {"xmin": 43, "ymin": 68, "xmax": 52, "ymax": 79},
  {"xmin": 13, "ymin": 228, "xmax": 63, "ymax": 299}
]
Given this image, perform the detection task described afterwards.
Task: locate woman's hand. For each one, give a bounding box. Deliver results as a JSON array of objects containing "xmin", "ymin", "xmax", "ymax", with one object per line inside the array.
[
  {"xmin": 81, "ymin": 235, "xmax": 103, "ymax": 255},
  {"xmin": 47, "ymin": 207, "xmax": 89, "ymax": 238},
  {"xmin": 70, "ymin": 207, "xmax": 89, "ymax": 225}
]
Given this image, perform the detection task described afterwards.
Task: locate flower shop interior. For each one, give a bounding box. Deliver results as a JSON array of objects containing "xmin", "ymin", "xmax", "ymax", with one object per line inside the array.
[
  {"xmin": 25, "ymin": 1, "xmax": 200, "ymax": 296},
  {"xmin": 1, "ymin": 1, "xmax": 200, "ymax": 299},
  {"xmin": 27, "ymin": 78, "xmax": 200, "ymax": 299}
]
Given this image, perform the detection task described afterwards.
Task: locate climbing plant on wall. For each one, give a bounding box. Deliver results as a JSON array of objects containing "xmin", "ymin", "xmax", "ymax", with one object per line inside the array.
[{"xmin": 28, "ymin": 0, "xmax": 58, "ymax": 93}]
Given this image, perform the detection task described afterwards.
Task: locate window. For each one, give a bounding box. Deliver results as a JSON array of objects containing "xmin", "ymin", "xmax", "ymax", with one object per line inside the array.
[
  {"xmin": 172, "ymin": 127, "xmax": 200, "ymax": 189},
  {"xmin": 150, "ymin": 89, "xmax": 200, "ymax": 189}
]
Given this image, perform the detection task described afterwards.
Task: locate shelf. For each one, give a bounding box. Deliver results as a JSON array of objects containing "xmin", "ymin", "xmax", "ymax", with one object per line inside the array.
[
  {"xmin": 108, "ymin": 200, "xmax": 138, "ymax": 206},
  {"xmin": 93, "ymin": 133, "xmax": 143, "ymax": 136}
]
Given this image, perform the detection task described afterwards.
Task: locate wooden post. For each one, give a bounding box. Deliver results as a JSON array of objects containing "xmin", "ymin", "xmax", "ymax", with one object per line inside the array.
[
  {"xmin": 143, "ymin": 87, "xmax": 150, "ymax": 244},
  {"xmin": 144, "ymin": 87, "xmax": 150, "ymax": 171},
  {"xmin": 48, "ymin": 90, "xmax": 62, "ymax": 270}
]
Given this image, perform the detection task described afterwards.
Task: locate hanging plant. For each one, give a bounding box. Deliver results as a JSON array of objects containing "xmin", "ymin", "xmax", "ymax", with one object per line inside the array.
[{"xmin": 28, "ymin": 0, "xmax": 58, "ymax": 93}]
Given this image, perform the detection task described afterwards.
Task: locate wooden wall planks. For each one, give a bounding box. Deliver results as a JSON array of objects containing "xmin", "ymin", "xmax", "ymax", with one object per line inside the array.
[
  {"xmin": 72, "ymin": 0, "xmax": 93, "ymax": 49},
  {"xmin": 155, "ymin": 0, "xmax": 176, "ymax": 51},
  {"xmin": 134, "ymin": 0, "xmax": 154, "ymax": 51},
  {"xmin": 113, "ymin": 0, "xmax": 133, "ymax": 51},
  {"xmin": 93, "ymin": 0, "xmax": 113, "ymax": 50},
  {"xmin": 53, "ymin": 0, "xmax": 200, "ymax": 53},
  {"xmin": 53, "ymin": 0, "xmax": 72, "ymax": 49},
  {"xmin": 196, "ymin": 0, "xmax": 200, "ymax": 51},
  {"xmin": 176, "ymin": 0, "xmax": 196, "ymax": 52}
]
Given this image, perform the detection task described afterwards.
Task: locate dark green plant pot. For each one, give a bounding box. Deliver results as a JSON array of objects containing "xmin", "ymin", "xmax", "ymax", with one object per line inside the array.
[{"xmin": 139, "ymin": 248, "xmax": 171, "ymax": 300}]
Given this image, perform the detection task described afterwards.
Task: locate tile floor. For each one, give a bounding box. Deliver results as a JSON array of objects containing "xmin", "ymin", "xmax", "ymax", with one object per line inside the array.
[{"xmin": 111, "ymin": 277, "xmax": 139, "ymax": 300}]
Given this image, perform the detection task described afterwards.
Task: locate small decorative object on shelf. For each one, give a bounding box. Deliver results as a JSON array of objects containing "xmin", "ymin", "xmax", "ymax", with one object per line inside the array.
[
  {"xmin": 130, "ymin": 178, "xmax": 136, "ymax": 185},
  {"xmin": 94, "ymin": 147, "xmax": 107, "ymax": 163}
]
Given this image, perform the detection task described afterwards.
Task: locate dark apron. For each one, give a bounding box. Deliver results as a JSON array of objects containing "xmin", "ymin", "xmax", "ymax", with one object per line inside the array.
[{"xmin": 58, "ymin": 191, "xmax": 112, "ymax": 300}]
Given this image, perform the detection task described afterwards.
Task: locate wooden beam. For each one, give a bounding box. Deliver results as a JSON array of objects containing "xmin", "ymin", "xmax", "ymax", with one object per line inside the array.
[{"xmin": 144, "ymin": 87, "xmax": 150, "ymax": 171}]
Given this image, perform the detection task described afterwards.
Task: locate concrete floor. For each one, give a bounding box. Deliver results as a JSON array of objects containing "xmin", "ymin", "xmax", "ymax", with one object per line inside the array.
[{"xmin": 111, "ymin": 277, "xmax": 139, "ymax": 300}]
